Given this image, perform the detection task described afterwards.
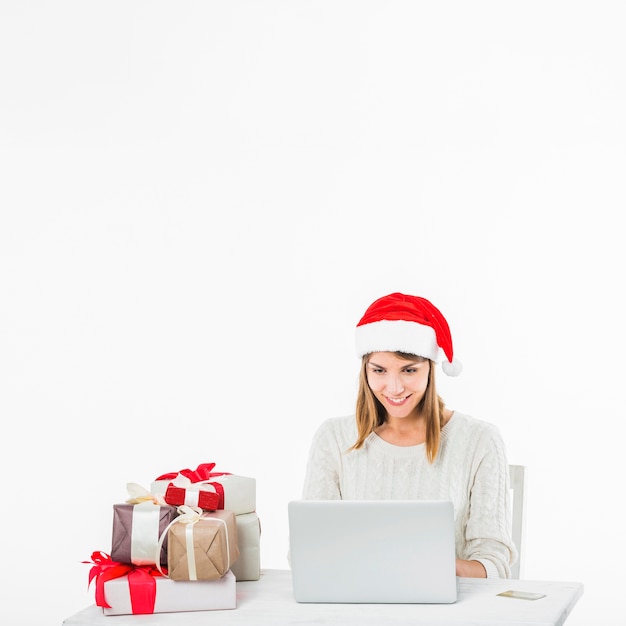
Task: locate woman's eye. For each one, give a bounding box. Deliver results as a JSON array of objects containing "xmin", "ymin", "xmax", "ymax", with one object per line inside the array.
[{"xmin": 404, "ymin": 368, "xmax": 417, "ymax": 374}]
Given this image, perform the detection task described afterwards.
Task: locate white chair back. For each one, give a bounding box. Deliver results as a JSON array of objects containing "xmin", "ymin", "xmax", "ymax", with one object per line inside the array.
[{"xmin": 508, "ymin": 464, "xmax": 526, "ymax": 579}]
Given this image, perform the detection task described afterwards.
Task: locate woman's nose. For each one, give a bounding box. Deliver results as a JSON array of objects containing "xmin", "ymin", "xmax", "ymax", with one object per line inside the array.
[{"xmin": 386, "ymin": 374, "xmax": 404, "ymax": 394}]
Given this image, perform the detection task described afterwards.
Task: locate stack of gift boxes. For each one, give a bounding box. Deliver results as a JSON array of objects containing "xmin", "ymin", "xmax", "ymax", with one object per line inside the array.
[{"xmin": 85, "ymin": 463, "xmax": 260, "ymax": 616}]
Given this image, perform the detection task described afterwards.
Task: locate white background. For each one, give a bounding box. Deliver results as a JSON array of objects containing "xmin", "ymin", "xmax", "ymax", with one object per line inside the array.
[{"xmin": 1, "ymin": 2, "xmax": 624, "ymax": 624}]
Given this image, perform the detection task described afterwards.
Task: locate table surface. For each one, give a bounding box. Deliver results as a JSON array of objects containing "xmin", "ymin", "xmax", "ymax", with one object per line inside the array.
[{"xmin": 63, "ymin": 569, "xmax": 584, "ymax": 626}]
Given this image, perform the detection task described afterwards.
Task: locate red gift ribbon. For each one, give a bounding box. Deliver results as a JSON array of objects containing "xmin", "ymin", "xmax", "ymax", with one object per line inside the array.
[
  {"xmin": 164, "ymin": 483, "xmax": 220, "ymax": 510},
  {"xmin": 83, "ymin": 551, "xmax": 165, "ymax": 614},
  {"xmin": 155, "ymin": 462, "xmax": 231, "ymax": 484},
  {"xmin": 207, "ymin": 480, "xmax": 226, "ymax": 509},
  {"xmin": 155, "ymin": 463, "xmax": 231, "ymax": 509}
]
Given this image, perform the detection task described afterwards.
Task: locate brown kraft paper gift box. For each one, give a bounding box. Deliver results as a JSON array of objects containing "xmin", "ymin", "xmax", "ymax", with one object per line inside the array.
[{"xmin": 167, "ymin": 509, "xmax": 240, "ymax": 581}]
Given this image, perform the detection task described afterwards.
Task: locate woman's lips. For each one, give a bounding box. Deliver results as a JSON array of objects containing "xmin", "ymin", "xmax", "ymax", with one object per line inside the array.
[{"xmin": 385, "ymin": 395, "xmax": 410, "ymax": 406}]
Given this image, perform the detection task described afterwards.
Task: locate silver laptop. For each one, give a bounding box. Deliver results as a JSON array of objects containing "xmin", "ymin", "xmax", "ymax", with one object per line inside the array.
[{"xmin": 288, "ymin": 499, "xmax": 458, "ymax": 604}]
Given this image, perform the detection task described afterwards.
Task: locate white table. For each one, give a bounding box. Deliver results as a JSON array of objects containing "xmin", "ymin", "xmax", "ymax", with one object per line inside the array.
[{"xmin": 63, "ymin": 569, "xmax": 584, "ymax": 626}]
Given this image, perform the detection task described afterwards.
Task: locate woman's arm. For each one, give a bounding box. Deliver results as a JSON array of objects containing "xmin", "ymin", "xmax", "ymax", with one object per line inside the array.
[{"xmin": 461, "ymin": 425, "xmax": 518, "ymax": 578}]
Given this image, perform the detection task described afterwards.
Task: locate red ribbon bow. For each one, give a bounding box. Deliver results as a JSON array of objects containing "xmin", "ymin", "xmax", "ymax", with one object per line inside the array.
[
  {"xmin": 155, "ymin": 463, "xmax": 232, "ymax": 510},
  {"xmin": 155, "ymin": 462, "xmax": 230, "ymax": 483},
  {"xmin": 83, "ymin": 551, "xmax": 165, "ymax": 614}
]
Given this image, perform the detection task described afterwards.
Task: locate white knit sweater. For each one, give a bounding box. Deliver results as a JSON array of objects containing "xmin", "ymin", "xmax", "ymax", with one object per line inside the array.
[{"xmin": 301, "ymin": 411, "xmax": 518, "ymax": 578}]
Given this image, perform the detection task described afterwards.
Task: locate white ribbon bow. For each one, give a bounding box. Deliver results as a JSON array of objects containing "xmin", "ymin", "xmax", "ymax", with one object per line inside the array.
[{"xmin": 125, "ymin": 482, "xmax": 167, "ymax": 506}]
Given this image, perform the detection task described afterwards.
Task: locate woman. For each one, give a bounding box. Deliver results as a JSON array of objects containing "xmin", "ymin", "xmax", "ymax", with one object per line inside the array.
[{"xmin": 302, "ymin": 292, "xmax": 518, "ymax": 578}]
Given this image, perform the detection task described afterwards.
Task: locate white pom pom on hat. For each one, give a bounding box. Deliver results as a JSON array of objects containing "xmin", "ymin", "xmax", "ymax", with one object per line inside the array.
[{"xmin": 355, "ymin": 292, "xmax": 463, "ymax": 376}]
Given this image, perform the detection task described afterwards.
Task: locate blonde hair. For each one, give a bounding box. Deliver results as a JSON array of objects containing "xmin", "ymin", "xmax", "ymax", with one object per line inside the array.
[{"xmin": 350, "ymin": 352, "xmax": 446, "ymax": 463}]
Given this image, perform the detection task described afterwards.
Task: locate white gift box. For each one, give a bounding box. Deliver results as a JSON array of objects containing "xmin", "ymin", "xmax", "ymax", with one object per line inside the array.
[
  {"xmin": 151, "ymin": 474, "xmax": 256, "ymax": 516},
  {"xmin": 102, "ymin": 569, "xmax": 236, "ymax": 615},
  {"xmin": 231, "ymin": 512, "xmax": 261, "ymax": 581}
]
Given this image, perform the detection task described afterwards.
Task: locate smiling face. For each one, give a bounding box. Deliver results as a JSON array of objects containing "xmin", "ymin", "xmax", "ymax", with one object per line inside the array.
[{"xmin": 365, "ymin": 352, "xmax": 431, "ymax": 420}]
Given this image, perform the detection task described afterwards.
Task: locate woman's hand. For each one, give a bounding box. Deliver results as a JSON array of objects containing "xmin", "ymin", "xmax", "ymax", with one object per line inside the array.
[{"xmin": 455, "ymin": 559, "xmax": 487, "ymax": 578}]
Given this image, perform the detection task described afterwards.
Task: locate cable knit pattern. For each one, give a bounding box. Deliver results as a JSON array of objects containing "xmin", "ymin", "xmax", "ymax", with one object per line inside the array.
[{"xmin": 302, "ymin": 412, "xmax": 518, "ymax": 578}]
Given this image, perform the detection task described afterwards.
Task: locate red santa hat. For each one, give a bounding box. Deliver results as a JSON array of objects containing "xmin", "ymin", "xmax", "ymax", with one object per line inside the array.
[{"xmin": 355, "ymin": 292, "xmax": 463, "ymax": 376}]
